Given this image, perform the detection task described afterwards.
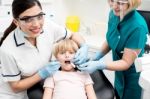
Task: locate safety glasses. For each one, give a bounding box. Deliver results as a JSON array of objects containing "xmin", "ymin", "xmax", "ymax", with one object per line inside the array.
[
  {"xmin": 110, "ymin": 0, "xmax": 128, "ymax": 5},
  {"xmin": 18, "ymin": 12, "xmax": 45, "ymax": 25}
]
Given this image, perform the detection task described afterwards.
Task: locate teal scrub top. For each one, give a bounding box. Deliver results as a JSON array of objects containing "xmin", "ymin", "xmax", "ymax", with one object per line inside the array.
[{"xmin": 106, "ymin": 10, "xmax": 148, "ymax": 99}]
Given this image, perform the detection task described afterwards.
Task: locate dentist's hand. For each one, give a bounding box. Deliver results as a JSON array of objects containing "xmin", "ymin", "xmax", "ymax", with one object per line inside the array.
[
  {"xmin": 73, "ymin": 43, "xmax": 88, "ymax": 65},
  {"xmin": 38, "ymin": 61, "xmax": 60, "ymax": 79},
  {"xmin": 92, "ymin": 51, "xmax": 104, "ymax": 61},
  {"xmin": 77, "ymin": 59, "xmax": 106, "ymax": 73}
]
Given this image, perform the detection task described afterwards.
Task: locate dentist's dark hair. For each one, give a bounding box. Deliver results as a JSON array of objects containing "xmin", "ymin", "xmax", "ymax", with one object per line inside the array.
[{"xmin": 0, "ymin": 0, "xmax": 42, "ymax": 46}]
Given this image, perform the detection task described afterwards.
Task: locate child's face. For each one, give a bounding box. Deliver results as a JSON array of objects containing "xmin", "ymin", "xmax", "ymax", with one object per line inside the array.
[{"xmin": 56, "ymin": 49, "xmax": 76, "ymax": 71}]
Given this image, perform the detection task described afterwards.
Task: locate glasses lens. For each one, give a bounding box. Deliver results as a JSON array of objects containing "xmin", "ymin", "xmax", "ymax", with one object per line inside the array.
[
  {"xmin": 111, "ymin": 0, "xmax": 128, "ymax": 4},
  {"xmin": 117, "ymin": 0, "xmax": 128, "ymax": 3},
  {"xmin": 19, "ymin": 12, "xmax": 45, "ymax": 24}
]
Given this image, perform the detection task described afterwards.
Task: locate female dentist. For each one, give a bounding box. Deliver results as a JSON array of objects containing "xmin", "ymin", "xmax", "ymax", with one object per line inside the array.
[
  {"xmin": 78, "ymin": 0, "xmax": 148, "ymax": 99},
  {"xmin": 0, "ymin": 0, "xmax": 88, "ymax": 99}
]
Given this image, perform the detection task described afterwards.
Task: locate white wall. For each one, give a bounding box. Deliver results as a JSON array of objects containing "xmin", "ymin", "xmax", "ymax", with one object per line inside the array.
[
  {"xmin": 138, "ymin": 0, "xmax": 150, "ymax": 11},
  {"xmin": 52, "ymin": 0, "xmax": 109, "ymax": 32},
  {"xmin": 1, "ymin": 0, "xmax": 150, "ymax": 33},
  {"xmin": 52, "ymin": 0, "xmax": 109, "ymax": 24}
]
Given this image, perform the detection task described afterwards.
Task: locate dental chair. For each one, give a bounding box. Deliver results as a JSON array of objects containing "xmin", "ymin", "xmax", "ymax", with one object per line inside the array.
[
  {"xmin": 27, "ymin": 80, "xmax": 44, "ymax": 99},
  {"xmin": 90, "ymin": 70, "xmax": 116, "ymax": 99}
]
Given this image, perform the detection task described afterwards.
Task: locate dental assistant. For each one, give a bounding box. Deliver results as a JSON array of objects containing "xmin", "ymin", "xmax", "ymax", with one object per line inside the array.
[
  {"xmin": 0, "ymin": 0, "xmax": 88, "ymax": 99},
  {"xmin": 78, "ymin": 0, "xmax": 148, "ymax": 99}
]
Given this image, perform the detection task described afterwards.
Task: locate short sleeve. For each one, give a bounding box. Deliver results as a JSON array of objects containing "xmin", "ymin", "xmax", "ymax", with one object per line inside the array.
[
  {"xmin": 84, "ymin": 73, "xmax": 94, "ymax": 85},
  {"xmin": 54, "ymin": 27, "xmax": 72, "ymax": 43},
  {"xmin": 43, "ymin": 19, "xmax": 72, "ymax": 43},
  {"xmin": 125, "ymin": 27, "xmax": 147, "ymax": 49},
  {"xmin": 43, "ymin": 76, "xmax": 54, "ymax": 89},
  {"xmin": 0, "ymin": 50, "xmax": 21, "ymax": 82},
  {"xmin": 49, "ymin": 21, "xmax": 72, "ymax": 42}
]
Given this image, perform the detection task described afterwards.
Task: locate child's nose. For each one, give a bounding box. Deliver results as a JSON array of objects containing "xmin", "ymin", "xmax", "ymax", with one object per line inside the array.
[{"xmin": 65, "ymin": 52, "xmax": 70, "ymax": 58}]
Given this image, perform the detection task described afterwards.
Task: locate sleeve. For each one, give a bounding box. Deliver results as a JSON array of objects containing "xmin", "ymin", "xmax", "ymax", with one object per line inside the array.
[
  {"xmin": 49, "ymin": 21, "xmax": 72, "ymax": 42},
  {"xmin": 0, "ymin": 50, "xmax": 21, "ymax": 82},
  {"xmin": 54, "ymin": 27, "xmax": 72, "ymax": 43},
  {"xmin": 84, "ymin": 73, "xmax": 94, "ymax": 85},
  {"xmin": 125, "ymin": 26, "xmax": 147, "ymax": 49},
  {"xmin": 43, "ymin": 76, "xmax": 54, "ymax": 89}
]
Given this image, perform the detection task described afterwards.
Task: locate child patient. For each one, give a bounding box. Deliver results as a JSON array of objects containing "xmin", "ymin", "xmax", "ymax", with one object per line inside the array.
[{"xmin": 43, "ymin": 39, "xmax": 97, "ymax": 99}]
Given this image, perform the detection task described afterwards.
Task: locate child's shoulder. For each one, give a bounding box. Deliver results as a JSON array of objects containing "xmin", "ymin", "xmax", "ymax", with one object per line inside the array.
[{"xmin": 77, "ymin": 71, "xmax": 90, "ymax": 76}]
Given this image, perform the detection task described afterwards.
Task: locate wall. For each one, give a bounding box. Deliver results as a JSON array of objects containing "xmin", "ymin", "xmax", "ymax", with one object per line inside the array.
[
  {"xmin": 138, "ymin": 0, "xmax": 150, "ymax": 11},
  {"xmin": 52, "ymin": 0, "xmax": 109, "ymax": 24},
  {"xmin": 1, "ymin": 0, "xmax": 150, "ymax": 34},
  {"xmin": 51, "ymin": 0, "xmax": 110, "ymax": 37}
]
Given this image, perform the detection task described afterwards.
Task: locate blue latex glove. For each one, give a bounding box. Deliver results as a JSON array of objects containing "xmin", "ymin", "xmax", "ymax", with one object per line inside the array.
[
  {"xmin": 73, "ymin": 43, "xmax": 88, "ymax": 65},
  {"xmin": 77, "ymin": 59, "xmax": 106, "ymax": 73},
  {"xmin": 38, "ymin": 61, "xmax": 60, "ymax": 79},
  {"xmin": 92, "ymin": 51, "xmax": 104, "ymax": 61}
]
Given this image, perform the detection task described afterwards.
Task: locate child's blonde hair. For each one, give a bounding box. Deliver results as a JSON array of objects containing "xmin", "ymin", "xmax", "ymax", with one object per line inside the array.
[{"xmin": 53, "ymin": 39, "xmax": 79, "ymax": 58}]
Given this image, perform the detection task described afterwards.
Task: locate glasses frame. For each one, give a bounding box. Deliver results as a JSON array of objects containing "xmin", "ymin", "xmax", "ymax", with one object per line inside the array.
[
  {"xmin": 110, "ymin": 0, "xmax": 128, "ymax": 5},
  {"xmin": 17, "ymin": 12, "xmax": 46, "ymax": 25}
]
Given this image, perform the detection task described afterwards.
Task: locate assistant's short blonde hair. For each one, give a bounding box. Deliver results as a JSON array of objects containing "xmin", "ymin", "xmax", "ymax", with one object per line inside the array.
[
  {"xmin": 108, "ymin": 0, "xmax": 141, "ymax": 11},
  {"xmin": 128, "ymin": 0, "xmax": 141, "ymax": 10},
  {"xmin": 53, "ymin": 39, "xmax": 79, "ymax": 58}
]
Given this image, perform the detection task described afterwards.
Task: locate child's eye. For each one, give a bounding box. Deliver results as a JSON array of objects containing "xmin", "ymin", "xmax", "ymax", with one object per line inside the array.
[
  {"xmin": 60, "ymin": 51, "xmax": 65, "ymax": 54},
  {"xmin": 69, "ymin": 51, "xmax": 75, "ymax": 54}
]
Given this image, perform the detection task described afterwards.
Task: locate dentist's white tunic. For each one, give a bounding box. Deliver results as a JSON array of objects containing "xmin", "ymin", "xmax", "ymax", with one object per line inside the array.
[{"xmin": 0, "ymin": 20, "xmax": 71, "ymax": 99}]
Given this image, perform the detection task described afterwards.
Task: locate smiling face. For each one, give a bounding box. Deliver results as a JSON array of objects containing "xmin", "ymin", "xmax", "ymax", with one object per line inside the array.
[
  {"xmin": 54, "ymin": 39, "xmax": 79, "ymax": 72},
  {"xmin": 14, "ymin": 4, "xmax": 44, "ymax": 38},
  {"xmin": 109, "ymin": 0, "xmax": 129, "ymax": 17}
]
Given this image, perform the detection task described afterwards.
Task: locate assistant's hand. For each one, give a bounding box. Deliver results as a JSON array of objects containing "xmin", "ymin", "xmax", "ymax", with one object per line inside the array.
[
  {"xmin": 73, "ymin": 43, "xmax": 88, "ymax": 65},
  {"xmin": 92, "ymin": 51, "xmax": 104, "ymax": 61},
  {"xmin": 38, "ymin": 61, "xmax": 60, "ymax": 79},
  {"xmin": 77, "ymin": 59, "xmax": 106, "ymax": 73}
]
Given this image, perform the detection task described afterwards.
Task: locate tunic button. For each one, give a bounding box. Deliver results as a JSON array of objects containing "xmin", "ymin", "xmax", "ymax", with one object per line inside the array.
[{"xmin": 118, "ymin": 36, "xmax": 120, "ymax": 39}]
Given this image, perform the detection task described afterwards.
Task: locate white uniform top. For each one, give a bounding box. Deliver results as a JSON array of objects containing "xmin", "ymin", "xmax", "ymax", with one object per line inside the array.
[
  {"xmin": 44, "ymin": 71, "xmax": 94, "ymax": 99},
  {"xmin": 0, "ymin": 20, "xmax": 71, "ymax": 99},
  {"xmin": 0, "ymin": 49, "xmax": 28, "ymax": 99}
]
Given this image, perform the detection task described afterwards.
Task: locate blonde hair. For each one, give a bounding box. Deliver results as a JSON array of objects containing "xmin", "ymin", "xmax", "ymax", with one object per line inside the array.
[
  {"xmin": 108, "ymin": 0, "xmax": 141, "ymax": 12},
  {"xmin": 53, "ymin": 39, "xmax": 79, "ymax": 58},
  {"xmin": 108, "ymin": 0, "xmax": 142, "ymax": 20},
  {"xmin": 128, "ymin": 0, "xmax": 141, "ymax": 10}
]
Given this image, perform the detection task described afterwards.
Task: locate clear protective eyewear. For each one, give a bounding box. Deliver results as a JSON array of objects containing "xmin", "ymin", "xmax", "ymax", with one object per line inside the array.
[
  {"xmin": 110, "ymin": 0, "xmax": 129, "ymax": 21},
  {"xmin": 110, "ymin": 0, "xmax": 128, "ymax": 5},
  {"xmin": 18, "ymin": 12, "xmax": 45, "ymax": 25}
]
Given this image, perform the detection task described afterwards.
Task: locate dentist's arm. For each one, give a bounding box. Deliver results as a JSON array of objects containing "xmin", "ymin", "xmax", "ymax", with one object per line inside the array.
[
  {"xmin": 78, "ymin": 48, "xmax": 141, "ymax": 73},
  {"xmin": 106, "ymin": 48, "xmax": 141, "ymax": 71},
  {"xmin": 9, "ymin": 61, "xmax": 60, "ymax": 93},
  {"xmin": 70, "ymin": 33, "xmax": 85, "ymax": 46},
  {"xmin": 9, "ymin": 73, "xmax": 42, "ymax": 93}
]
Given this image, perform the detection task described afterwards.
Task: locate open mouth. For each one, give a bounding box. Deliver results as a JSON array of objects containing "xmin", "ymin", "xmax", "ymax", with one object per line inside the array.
[
  {"xmin": 65, "ymin": 61, "xmax": 71, "ymax": 64},
  {"xmin": 64, "ymin": 61, "xmax": 75, "ymax": 68}
]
